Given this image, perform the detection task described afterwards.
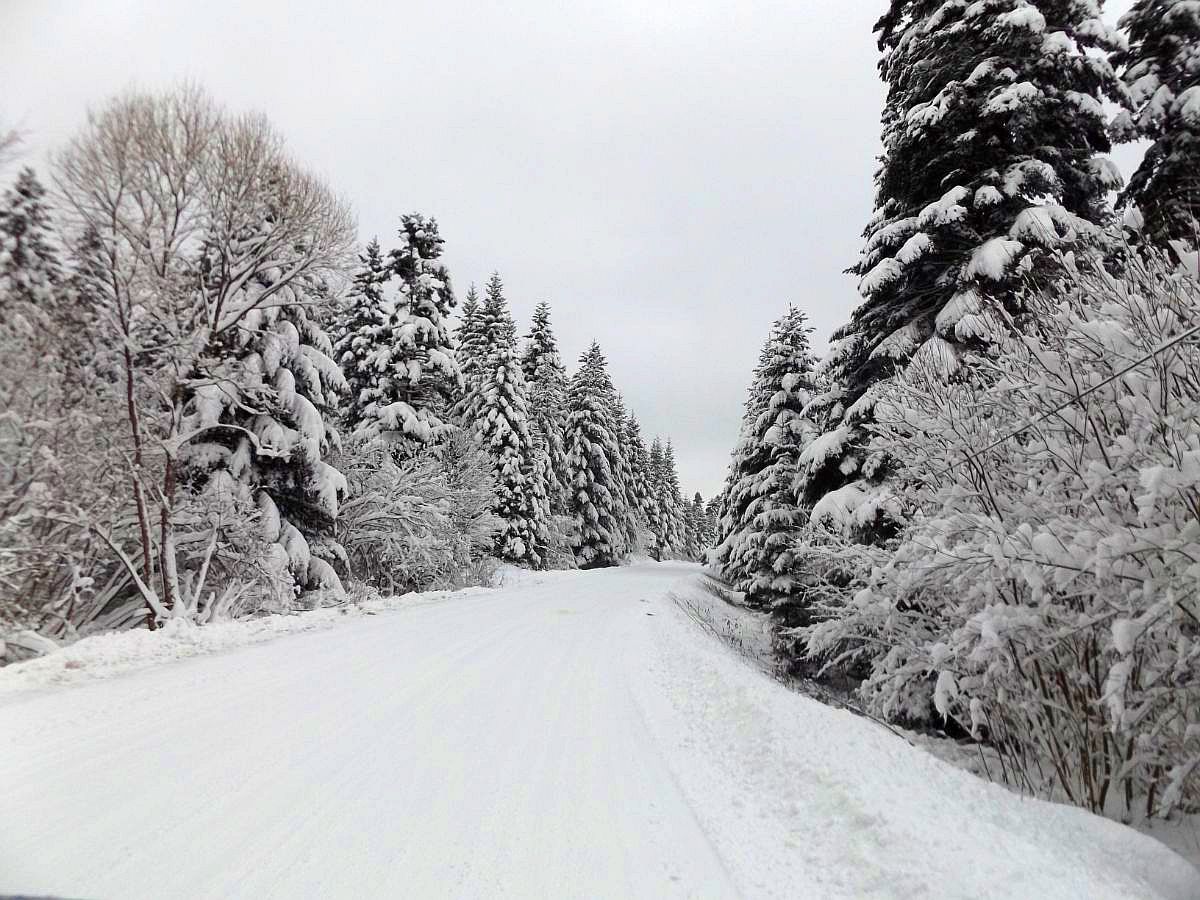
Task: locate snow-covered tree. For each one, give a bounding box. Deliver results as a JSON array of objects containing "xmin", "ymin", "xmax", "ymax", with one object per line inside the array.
[
  {"xmin": 610, "ymin": 392, "xmax": 641, "ymax": 550},
  {"xmin": 333, "ymin": 239, "xmax": 389, "ymax": 434},
  {"xmin": 803, "ymin": 249, "xmax": 1200, "ymax": 817},
  {"xmin": 624, "ymin": 413, "xmax": 653, "ymax": 536},
  {"xmin": 480, "ymin": 271, "xmax": 517, "ymax": 355},
  {"xmin": 565, "ymin": 343, "xmax": 626, "ymax": 567},
  {"xmin": 804, "ymin": 0, "xmax": 1126, "ymax": 528},
  {"xmin": 1113, "ymin": 0, "xmax": 1200, "ymax": 248},
  {"xmin": 455, "ymin": 283, "xmax": 487, "ymax": 387},
  {"xmin": 375, "ymin": 213, "xmax": 462, "ymax": 446},
  {"xmin": 0, "ymin": 168, "xmax": 61, "ymax": 316},
  {"xmin": 52, "ymin": 86, "xmax": 356, "ymax": 622},
  {"xmin": 715, "ymin": 307, "xmax": 818, "ymax": 608},
  {"xmin": 645, "ymin": 438, "xmax": 668, "ymax": 560},
  {"xmin": 471, "ymin": 289, "xmax": 549, "ymax": 567},
  {"xmin": 651, "ymin": 438, "xmax": 686, "ymax": 559},
  {"xmin": 521, "ymin": 301, "xmax": 570, "ymax": 512}
]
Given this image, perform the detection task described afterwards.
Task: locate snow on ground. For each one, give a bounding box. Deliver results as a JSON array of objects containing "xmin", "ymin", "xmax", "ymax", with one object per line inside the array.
[{"xmin": 2, "ymin": 563, "xmax": 1197, "ymax": 899}]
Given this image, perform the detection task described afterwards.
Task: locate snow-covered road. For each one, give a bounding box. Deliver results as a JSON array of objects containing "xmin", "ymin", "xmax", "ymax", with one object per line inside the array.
[{"xmin": 3, "ymin": 563, "xmax": 1197, "ymax": 899}]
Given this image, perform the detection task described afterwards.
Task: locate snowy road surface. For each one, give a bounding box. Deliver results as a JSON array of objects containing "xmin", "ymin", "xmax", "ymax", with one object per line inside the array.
[{"xmin": 3, "ymin": 562, "xmax": 1198, "ymax": 899}]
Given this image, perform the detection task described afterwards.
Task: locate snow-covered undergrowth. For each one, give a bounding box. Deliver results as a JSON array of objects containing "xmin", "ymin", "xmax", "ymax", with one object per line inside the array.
[{"xmin": 0, "ymin": 584, "xmax": 491, "ymax": 696}]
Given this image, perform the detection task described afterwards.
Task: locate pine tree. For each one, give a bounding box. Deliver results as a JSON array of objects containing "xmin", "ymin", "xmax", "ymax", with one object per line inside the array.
[
  {"xmin": 624, "ymin": 414, "xmax": 653, "ymax": 537},
  {"xmin": 687, "ymin": 492, "xmax": 710, "ymax": 561},
  {"xmin": 185, "ymin": 241, "xmax": 350, "ymax": 600},
  {"xmin": 715, "ymin": 306, "xmax": 818, "ymax": 608},
  {"xmin": 521, "ymin": 301, "xmax": 570, "ymax": 512},
  {"xmin": 380, "ymin": 213, "xmax": 462, "ymax": 445},
  {"xmin": 455, "ymin": 283, "xmax": 486, "ymax": 385},
  {"xmin": 659, "ymin": 440, "xmax": 686, "ymax": 556},
  {"xmin": 1113, "ymin": 1, "xmax": 1200, "ymax": 248},
  {"xmin": 0, "ymin": 168, "xmax": 62, "ymax": 316},
  {"xmin": 333, "ymin": 239, "xmax": 389, "ymax": 434},
  {"xmin": 480, "ymin": 271, "xmax": 517, "ymax": 355},
  {"xmin": 610, "ymin": 392, "xmax": 640, "ymax": 550},
  {"xmin": 564, "ymin": 343, "xmax": 626, "ymax": 567},
  {"xmin": 646, "ymin": 438, "xmax": 668, "ymax": 561},
  {"xmin": 471, "ymin": 287, "xmax": 549, "ymax": 566},
  {"xmin": 805, "ymin": 1, "xmax": 1125, "ymax": 524}
]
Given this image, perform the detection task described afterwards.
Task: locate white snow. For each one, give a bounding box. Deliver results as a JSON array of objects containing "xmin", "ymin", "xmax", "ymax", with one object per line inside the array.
[{"xmin": 2, "ymin": 564, "xmax": 1197, "ymax": 899}]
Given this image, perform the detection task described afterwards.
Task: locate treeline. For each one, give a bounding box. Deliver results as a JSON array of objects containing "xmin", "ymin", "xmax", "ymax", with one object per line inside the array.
[
  {"xmin": 0, "ymin": 86, "xmax": 714, "ymax": 659},
  {"xmin": 713, "ymin": 1, "xmax": 1200, "ymax": 820}
]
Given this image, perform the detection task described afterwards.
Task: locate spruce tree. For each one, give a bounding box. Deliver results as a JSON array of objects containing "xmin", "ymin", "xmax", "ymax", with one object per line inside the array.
[
  {"xmin": 805, "ymin": 1, "xmax": 1125, "ymax": 520},
  {"xmin": 380, "ymin": 213, "xmax": 462, "ymax": 445},
  {"xmin": 1113, "ymin": 1, "xmax": 1200, "ymax": 247},
  {"xmin": 333, "ymin": 239, "xmax": 389, "ymax": 434},
  {"xmin": 646, "ymin": 438, "xmax": 668, "ymax": 561},
  {"xmin": 0, "ymin": 168, "xmax": 62, "ymax": 316},
  {"xmin": 715, "ymin": 307, "xmax": 818, "ymax": 608},
  {"xmin": 186, "ymin": 245, "xmax": 350, "ymax": 600},
  {"xmin": 471, "ymin": 288, "xmax": 549, "ymax": 567},
  {"xmin": 521, "ymin": 301, "xmax": 571, "ymax": 512},
  {"xmin": 456, "ymin": 283, "xmax": 486, "ymax": 384},
  {"xmin": 564, "ymin": 343, "xmax": 626, "ymax": 567},
  {"xmin": 624, "ymin": 414, "xmax": 653, "ymax": 536},
  {"xmin": 659, "ymin": 440, "xmax": 686, "ymax": 556},
  {"xmin": 610, "ymin": 393, "xmax": 641, "ymax": 549}
]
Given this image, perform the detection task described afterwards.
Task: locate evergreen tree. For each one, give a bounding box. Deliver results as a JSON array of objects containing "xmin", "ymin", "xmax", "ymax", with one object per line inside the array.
[
  {"xmin": 521, "ymin": 301, "xmax": 570, "ymax": 512},
  {"xmin": 480, "ymin": 271, "xmax": 517, "ymax": 355},
  {"xmin": 0, "ymin": 168, "xmax": 61, "ymax": 316},
  {"xmin": 714, "ymin": 307, "xmax": 818, "ymax": 608},
  {"xmin": 564, "ymin": 343, "xmax": 626, "ymax": 567},
  {"xmin": 471, "ymin": 288, "xmax": 548, "ymax": 566},
  {"xmin": 381, "ymin": 213, "xmax": 462, "ymax": 444},
  {"xmin": 624, "ymin": 414, "xmax": 654, "ymax": 538},
  {"xmin": 332, "ymin": 239, "xmax": 389, "ymax": 434},
  {"xmin": 1113, "ymin": 1, "xmax": 1200, "ymax": 248},
  {"xmin": 805, "ymin": 1, "xmax": 1125, "ymax": 523},
  {"xmin": 687, "ymin": 491, "xmax": 710, "ymax": 561},
  {"xmin": 186, "ymin": 239, "xmax": 350, "ymax": 600},
  {"xmin": 455, "ymin": 283, "xmax": 486, "ymax": 385},
  {"xmin": 646, "ymin": 438, "xmax": 668, "ymax": 561},
  {"xmin": 659, "ymin": 440, "xmax": 686, "ymax": 556},
  {"xmin": 610, "ymin": 392, "xmax": 640, "ymax": 549}
]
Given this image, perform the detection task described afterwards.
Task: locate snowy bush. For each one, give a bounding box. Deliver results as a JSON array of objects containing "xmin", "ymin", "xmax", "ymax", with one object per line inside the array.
[
  {"xmin": 335, "ymin": 431, "xmax": 501, "ymax": 594},
  {"xmin": 802, "ymin": 251, "xmax": 1200, "ymax": 817}
]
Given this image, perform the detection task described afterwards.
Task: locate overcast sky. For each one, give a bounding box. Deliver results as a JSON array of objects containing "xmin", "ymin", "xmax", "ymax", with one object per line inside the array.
[{"xmin": 1, "ymin": 0, "xmax": 1138, "ymax": 497}]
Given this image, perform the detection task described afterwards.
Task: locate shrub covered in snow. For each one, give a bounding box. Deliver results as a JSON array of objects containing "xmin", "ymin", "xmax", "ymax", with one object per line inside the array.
[{"xmin": 802, "ymin": 251, "xmax": 1200, "ymax": 817}]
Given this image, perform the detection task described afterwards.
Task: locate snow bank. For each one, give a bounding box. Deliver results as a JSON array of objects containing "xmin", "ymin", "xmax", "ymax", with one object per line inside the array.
[
  {"xmin": 630, "ymin": 573, "xmax": 1200, "ymax": 899},
  {"xmin": 0, "ymin": 586, "xmax": 490, "ymax": 696}
]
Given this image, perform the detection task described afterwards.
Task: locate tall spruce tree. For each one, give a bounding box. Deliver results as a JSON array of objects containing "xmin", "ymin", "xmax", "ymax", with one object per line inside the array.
[
  {"xmin": 803, "ymin": 0, "xmax": 1125, "ymax": 524},
  {"xmin": 610, "ymin": 393, "xmax": 641, "ymax": 549},
  {"xmin": 378, "ymin": 213, "xmax": 462, "ymax": 445},
  {"xmin": 333, "ymin": 239, "xmax": 389, "ymax": 434},
  {"xmin": 565, "ymin": 343, "xmax": 626, "ymax": 567},
  {"xmin": 646, "ymin": 438, "xmax": 668, "ymax": 560},
  {"xmin": 659, "ymin": 440, "xmax": 686, "ymax": 556},
  {"xmin": 471, "ymin": 288, "xmax": 549, "ymax": 566},
  {"xmin": 624, "ymin": 414, "xmax": 653, "ymax": 537},
  {"xmin": 1113, "ymin": 1, "xmax": 1200, "ymax": 247},
  {"xmin": 455, "ymin": 283, "xmax": 486, "ymax": 384},
  {"xmin": 715, "ymin": 307, "xmax": 818, "ymax": 608},
  {"xmin": 521, "ymin": 301, "xmax": 571, "ymax": 513}
]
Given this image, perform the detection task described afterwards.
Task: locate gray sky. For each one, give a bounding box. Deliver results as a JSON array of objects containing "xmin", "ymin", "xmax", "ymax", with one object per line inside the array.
[{"xmin": 1, "ymin": 0, "xmax": 1138, "ymax": 498}]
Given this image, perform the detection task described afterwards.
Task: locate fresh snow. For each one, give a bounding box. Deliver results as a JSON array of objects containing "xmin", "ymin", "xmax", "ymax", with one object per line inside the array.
[{"xmin": 3, "ymin": 563, "xmax": 1198, "ymax": 899}]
